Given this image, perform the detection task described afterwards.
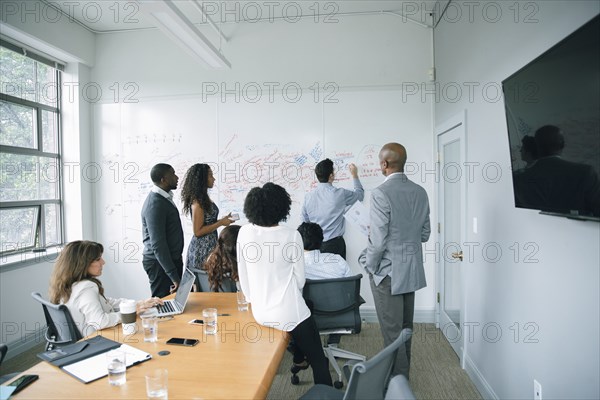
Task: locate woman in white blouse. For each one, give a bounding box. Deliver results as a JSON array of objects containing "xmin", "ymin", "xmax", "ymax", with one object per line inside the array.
[
  {"xmin": 49, "ymin": 240, "xmax": 162, "ymax": 336},
  {"xmin": 237, "ymin": 183, "xmax": 332, "ymax": 386}
]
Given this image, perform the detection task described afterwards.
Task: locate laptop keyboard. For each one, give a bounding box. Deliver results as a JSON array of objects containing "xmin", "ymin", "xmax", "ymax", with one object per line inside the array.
[{"xmin": 157, "ymin": 301, "xmax": 176, "ymax": 313}]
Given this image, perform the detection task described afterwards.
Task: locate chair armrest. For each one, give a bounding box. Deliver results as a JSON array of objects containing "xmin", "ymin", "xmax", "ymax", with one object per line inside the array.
[
  {"xmin": 44, "ymin": 328, "xmax": 74, "ymax": 346},
  {"xmin": 342, "ymin": 359, "xmax": 360, "ymax": 381}
]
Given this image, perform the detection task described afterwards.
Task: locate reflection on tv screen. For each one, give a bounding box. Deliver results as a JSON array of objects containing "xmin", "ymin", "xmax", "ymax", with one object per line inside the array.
[{"xmin": 503, "ymin": 15, "xmax": 600, "ymax": 220}]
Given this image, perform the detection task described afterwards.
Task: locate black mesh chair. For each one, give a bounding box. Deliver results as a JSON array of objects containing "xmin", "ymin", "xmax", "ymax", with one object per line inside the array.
[
  {"xmin": 293, "ymin": 274, "xmax": 366, "ymax": 388},
  {"xmin": 300, "ymin": 329, "xmax": 414, "ymax": 400},
  {"xmin": 0, "ymin": 343, "xmax": 20, "ymax": 384},
  {"xmin": 31, "ymin": 292, "xmax": 83, "ymax": 351}
]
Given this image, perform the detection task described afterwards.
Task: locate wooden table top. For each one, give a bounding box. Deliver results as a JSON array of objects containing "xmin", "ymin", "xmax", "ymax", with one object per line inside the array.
[{"xmin": 10, "ymin": 293, "xmax": 289, "ymax": 399}]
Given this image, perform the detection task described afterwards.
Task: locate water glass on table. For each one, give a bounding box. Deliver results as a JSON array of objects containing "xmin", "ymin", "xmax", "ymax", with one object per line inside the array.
[
  {"xmin": 145, "ymin": 368, "xmax": 168, "ymax": 400},
  {"xmin": 202, "ymin": 308, "xmax": 218, "ymax": 335},
  {"xmin": 236, "ymin": 290, "xmax": 249, "ymax": 311},
  {"xmin": 106, "ymin": 349, "xmax": 126, "ymax": 386},
  {"xmin": 141, "ymin": 313, "xmax": 158, "ymax": 343}
]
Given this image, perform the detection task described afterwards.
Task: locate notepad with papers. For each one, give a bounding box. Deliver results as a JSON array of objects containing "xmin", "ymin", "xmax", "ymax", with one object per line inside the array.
[
  {"xmin": 38, "ymin": 336, "xmax": 152, "ymax": 383},
  {"xmin": 61, "ymin": 343, "xmax": 152, "ymax": 383}
]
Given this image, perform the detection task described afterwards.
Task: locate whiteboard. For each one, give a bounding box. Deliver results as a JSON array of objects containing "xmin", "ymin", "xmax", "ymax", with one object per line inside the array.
[{"xmin": 92, "ymin": 87, "xmax": 433, "ymax": 308}]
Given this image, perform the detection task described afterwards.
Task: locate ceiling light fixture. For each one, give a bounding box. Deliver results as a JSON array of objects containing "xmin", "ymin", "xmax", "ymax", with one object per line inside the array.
[{"xmin": 138, "ymin": 0, "xmax": 231, "ymax": 69}]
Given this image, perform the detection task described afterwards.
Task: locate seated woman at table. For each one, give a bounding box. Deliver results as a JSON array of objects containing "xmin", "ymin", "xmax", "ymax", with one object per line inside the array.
[
  {"xmin": 237, "ymin": 183, "xmax": 332, "ymax": 386},
  {"xmin": 49, "ymin": 240, "xmax": 163, "ymax": 336},
  {"xmin": 205, "ymin": 225, "xmax": 241, "ymax": 292}
]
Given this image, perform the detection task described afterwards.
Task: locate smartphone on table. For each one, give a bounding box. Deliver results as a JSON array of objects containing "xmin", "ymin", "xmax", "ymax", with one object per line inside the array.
[
  {"xmin": 166, "ymin": 337, "xmax": 199, "ymax": 346},
  {"xmin": 7, "ymin": 374, "xmax": 39, "ymax": 395}
]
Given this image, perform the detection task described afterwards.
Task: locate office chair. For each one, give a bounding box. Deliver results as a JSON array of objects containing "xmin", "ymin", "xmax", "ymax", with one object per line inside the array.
[
  {"xmin": 292, "ymin": 274, "xmax": 366, "ymax": 388},
  {"xmin": 191, "ymin": 268, "xmax": 237, "ymax": 292},
  {"xmin": 300, "ymin": 328, "xmax": 413, "ymax": 400},
  {"xmin": 0, "ymin": 343, "xmax": 20, "ymax": 384},
  {"xmin": 31, "ymin": 292, "xmax": 83, "ymax": 351}
]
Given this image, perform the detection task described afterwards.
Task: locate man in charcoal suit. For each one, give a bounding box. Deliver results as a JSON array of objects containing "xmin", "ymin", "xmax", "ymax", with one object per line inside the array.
[{"xmin": 141, "ymin": 163, "xmax": 184, "ymax": 298}]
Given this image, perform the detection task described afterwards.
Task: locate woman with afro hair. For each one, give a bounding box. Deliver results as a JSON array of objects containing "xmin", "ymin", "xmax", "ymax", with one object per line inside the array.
[{"xmin": 237, "ymin": 182, "xmax": 332, "ymax": 386}]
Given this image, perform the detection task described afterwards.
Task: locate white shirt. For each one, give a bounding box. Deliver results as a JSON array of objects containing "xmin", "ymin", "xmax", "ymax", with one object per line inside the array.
[
  {"xmin": 64, "ymin": 280, "xmax": 124, "ymax": 336},
  {"xmin": 304, "ymin": 250, "xmax": 353, "ymax": 280},
  {"xmin": 384, "ymin": 171, "xmax": 404, "ymax": 182},
  {"xmin": 237, "ymin": 224, "xmax": 310, "ymax": 331},
  {"xmin": 151, "ymin": 185, "xmax": 176, "ymax": 206}
]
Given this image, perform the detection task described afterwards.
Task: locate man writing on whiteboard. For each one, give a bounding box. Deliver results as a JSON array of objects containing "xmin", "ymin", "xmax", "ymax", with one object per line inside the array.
[
  {"xmin": 359, "ymin": 143, "xmax": 430, "ymax": 379},
  {"xmin": 141, "ymin": 163, "xmax": 184, "ymax": 298},
  {"xmin": 301, "ymin": 158, "xmax": 364, "ymax": 259}
]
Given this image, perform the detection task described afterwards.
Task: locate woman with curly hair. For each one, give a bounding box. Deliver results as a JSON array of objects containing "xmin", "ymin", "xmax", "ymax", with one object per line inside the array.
[
  {"xmin": 204, "ymin": 225, "xmax": 241, "ymax": 292},
  {"xmin": 181, "ymin": 163, "xmax": 233, "ymax": 285},
  {"xmin": 49, "ymin": 240, "xmax": 162, "ymax": 336},
  {"xmin": 237, "ymin": 182, "xmax": 332, "ymax": 386}
]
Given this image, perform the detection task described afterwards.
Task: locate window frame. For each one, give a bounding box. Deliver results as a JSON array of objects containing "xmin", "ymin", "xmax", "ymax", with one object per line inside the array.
[{"xmin": 0, "ymin": 49, "xmax": 64, "ymax": 256}]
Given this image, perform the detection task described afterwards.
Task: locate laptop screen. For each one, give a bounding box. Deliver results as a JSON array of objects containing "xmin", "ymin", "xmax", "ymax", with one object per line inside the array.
[{"xmin": 174, "ymin": 268, "xmax": 195, "ymax": 305}]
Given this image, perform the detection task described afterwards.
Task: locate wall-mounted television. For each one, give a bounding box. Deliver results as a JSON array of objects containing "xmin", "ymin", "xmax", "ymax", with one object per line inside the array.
[{"xmin": 502, "ymin": 15, "xmax": 600, "ymax": 221}]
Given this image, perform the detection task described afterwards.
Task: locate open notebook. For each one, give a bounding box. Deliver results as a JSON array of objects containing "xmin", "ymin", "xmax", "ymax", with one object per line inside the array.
[{"xmin": 61, "ymin": 343, "xmax": 151, "ymax": 383}]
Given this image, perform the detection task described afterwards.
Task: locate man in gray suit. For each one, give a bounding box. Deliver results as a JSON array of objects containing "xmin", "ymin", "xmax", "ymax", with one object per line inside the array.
[{"xmin": 359, "ymin": 143, "xmax": 430, "ymax": 379}]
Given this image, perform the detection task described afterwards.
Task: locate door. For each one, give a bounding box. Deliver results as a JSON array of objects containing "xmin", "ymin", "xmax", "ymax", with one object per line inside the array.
[{"xmin": 436, "ymin": 112, "xmax": 466, "ymax": 364}]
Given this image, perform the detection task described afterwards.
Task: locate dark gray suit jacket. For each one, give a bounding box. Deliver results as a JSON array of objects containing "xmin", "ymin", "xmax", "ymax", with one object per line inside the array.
[
  {"xmin": 360, "ymin": 173, "xmax": 430, "ymax": 295},
  {"xmin": 141, "ymin": 191, "xmax": 184, "ymax": 283}
]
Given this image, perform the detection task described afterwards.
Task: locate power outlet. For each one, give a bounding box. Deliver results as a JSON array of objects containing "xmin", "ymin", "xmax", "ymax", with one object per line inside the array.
[{"xmin": 534, "ymin": 379, "xmax": 542, "ymax": 400}]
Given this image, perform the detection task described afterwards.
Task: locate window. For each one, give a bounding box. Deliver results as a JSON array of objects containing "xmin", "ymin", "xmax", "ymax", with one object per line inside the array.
[{"xmin": 0, "ymin": 40, "xmax": 64, "ymax": 256}]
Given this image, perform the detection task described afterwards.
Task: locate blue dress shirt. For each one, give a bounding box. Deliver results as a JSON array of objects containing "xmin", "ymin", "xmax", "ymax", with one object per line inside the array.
[{"xmin": 301, "ymin": 179, "xmax": 364, "ymax": 241}]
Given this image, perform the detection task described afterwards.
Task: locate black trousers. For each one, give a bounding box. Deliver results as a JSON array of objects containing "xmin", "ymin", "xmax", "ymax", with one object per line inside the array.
[
  {"xmin": 320, "ymin": 236, "xmax": 346, "ymax": 259},
  {"xmin": 288, "ymin": 315, "xmax": 333, "ymax": 386},
  {"xmin": 142, "ymin": 257, "xmax": 182, "ymax": 298}
]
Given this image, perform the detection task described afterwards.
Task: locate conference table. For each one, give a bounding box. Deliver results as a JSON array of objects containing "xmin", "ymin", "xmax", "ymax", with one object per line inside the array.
[{"xmin": 11, "ymin": 293, "xmax": 289, "ymax": 399}]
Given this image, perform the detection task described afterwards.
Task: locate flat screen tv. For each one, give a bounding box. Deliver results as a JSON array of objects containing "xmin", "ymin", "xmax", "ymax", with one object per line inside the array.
[{"xmin": 502, "ymin": 15, "xmax": 600, "ymax": 221}]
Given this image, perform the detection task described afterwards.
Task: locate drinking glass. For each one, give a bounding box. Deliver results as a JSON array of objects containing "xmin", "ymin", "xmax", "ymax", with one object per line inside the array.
[
  {"xmin": 106, "ymin": 349, "xmax": 126, "ymax": 386},
  {"xmin": 202, "ymin": 308, "xmax": 218, "ymax": 335},
  {"xmin": 145, "ymin": 368, "xmax": 168, "ymax": 400}
]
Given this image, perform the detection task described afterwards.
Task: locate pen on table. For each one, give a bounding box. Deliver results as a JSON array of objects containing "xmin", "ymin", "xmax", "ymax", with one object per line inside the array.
[{"xmin": 217, "ymin": 313, "xmax": 230, "ymax": 316}]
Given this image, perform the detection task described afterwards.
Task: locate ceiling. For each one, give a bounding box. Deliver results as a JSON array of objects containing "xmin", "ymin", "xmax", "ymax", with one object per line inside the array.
[{"xmin": 42, "ymin": 0, "xmax": 440, "ymax": 32}]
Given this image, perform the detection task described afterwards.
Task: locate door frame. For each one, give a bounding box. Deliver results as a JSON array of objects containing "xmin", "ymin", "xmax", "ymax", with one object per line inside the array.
[{"xmin": 435, "ymin": 110, "xmax": 468, "ymax": 366}]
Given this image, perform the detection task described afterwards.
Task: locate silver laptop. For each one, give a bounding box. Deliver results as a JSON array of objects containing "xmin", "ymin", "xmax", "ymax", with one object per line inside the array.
[{"xmin": 154, "ymin": 268, "xmax": 195, "ymax": 317}]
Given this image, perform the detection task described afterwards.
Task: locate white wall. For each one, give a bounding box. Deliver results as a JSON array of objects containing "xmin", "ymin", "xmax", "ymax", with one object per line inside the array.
[
  {"xmin": 0, "ymin": 0, "xmax": 95, "ymax": 65},
  {"xmin": 90, "ymin": 14, "xmax": 436, "ymax": 320},
  {"xmin": 0, "ymin": 1, "xmax": 95, "ymax": 358},
  {"xmin": 434, "ymin": 1, "xmax": 599, "ymax": 399}
]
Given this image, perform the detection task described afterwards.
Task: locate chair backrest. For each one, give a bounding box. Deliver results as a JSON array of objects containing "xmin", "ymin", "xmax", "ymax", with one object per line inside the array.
[
  {"xmin": 303, "ymin": 274, "xmax": 364, "ymax": 333},
  {"xmin": 196, "ymin": 269, "xmax": 237, "ymax": 293},
  {"xmin": 343, "ymin": 328, "xmax": 413, "ymax": 400},
  {"xmin": 0, "ymin": 343, "xmax": 7, "ymax": 365},
  {"xmin": 31, "ymin": 292, "xmax": 83, "ymax": 346}
]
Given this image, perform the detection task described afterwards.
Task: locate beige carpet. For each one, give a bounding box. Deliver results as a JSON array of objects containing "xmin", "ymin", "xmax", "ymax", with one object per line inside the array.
[{"xmin": 267, "ymin": 323, "xmax": 482, "ymax": 400}]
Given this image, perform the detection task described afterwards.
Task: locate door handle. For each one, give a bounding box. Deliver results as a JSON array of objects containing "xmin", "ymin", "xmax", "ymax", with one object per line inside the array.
[{"xmin": 451, "ymin": 251, "xmax": 463, "ymax": 261}]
